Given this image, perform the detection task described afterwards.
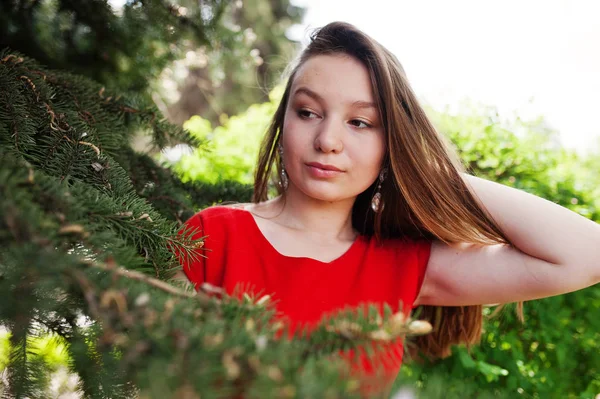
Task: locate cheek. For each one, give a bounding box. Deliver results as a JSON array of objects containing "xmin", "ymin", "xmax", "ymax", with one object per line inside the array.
[
  {"xmin": 281, "ymin": 111, "xmax": 297, "ymax": 146},
  {"xmin": 282, "ymin": 117, "xmax": 310, "ymax": 156},
  {"xmin": 349, "ymin": 136, "xmax": 386, "ymax": 169}
]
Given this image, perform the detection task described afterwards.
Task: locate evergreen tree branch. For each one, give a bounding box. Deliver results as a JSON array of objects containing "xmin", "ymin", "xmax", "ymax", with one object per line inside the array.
[{"xmin": 82, "ymin": 257, "xmax": 200, "ymax": 301}]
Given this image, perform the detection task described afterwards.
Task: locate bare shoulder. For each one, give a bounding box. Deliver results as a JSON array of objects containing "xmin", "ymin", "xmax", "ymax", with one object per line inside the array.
[
  {"xmin": 220, "ymin": 202, "xmax": 253, "ymax": 210},
  {"xmin": 222, "ymin": 198, "xmax": 283, "ymax": 218}
]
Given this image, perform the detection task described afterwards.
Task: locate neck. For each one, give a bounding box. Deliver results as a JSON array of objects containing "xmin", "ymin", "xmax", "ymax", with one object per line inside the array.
[{"xmin": 272, "ymin": 184, "xmax": 357, "ymax": 241}]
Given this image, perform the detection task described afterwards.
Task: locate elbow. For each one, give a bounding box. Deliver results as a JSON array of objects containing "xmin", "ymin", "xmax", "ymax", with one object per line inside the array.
[
  {"xmin": 583, "ymin": 252, "xmax": 600, "ymax": 287},
  {"xmin": 562, "ymin": 260, "xmax": 600, "ymax": 292}
]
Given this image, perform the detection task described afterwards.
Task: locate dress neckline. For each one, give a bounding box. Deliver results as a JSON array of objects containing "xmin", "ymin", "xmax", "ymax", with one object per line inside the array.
[{"xmin": 232, "ymin": 207, "xmax": 364, "ymax": 265}]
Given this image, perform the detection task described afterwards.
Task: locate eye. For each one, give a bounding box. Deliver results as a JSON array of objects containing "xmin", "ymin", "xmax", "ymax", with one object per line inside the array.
[
  {"xmin": 349, "ymin": 119, "xmax": 372, "ymax": 129},
  {"xmin": 297, "ymin": 109, "xmax": 319, "ymax": 119}
]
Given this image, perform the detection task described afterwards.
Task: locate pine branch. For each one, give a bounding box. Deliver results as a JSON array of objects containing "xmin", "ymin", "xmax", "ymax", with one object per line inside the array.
[{"xmin": 83, "ymin": 257, "xmax": 200, "ymax": 301}]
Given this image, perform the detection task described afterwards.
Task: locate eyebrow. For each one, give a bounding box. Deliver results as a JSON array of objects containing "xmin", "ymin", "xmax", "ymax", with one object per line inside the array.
[{"xmin": 292, "ymin": 86, "xmax": 377, "ymax": 110}]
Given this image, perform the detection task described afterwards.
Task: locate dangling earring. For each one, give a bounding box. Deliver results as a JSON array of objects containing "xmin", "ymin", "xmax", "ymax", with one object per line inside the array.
[
  {"xmin": 278, "ymin": 144, "xmax": 289, "ymax": 190},
  {"xmin": 371, "ymin": 168, "xmax": 387, "ymax": 213}
]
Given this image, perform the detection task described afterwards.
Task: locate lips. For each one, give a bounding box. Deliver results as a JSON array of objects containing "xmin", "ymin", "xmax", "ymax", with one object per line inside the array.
[
  {"xmin": 305, "ymin": 162, "xmax": 344, "ymax": 179},
  {"xmin": 306, "ymin": 162, "xmax": 343, "ymax": 172}
]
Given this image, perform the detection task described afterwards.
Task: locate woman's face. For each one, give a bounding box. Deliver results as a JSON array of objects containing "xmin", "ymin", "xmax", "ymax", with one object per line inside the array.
[{"xmin": 281, "ymin": 54, "xmax": 386, "ymax": 203}]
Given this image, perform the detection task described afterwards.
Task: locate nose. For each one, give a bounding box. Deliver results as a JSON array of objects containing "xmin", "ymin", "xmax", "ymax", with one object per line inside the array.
[{"xmin": 314, "ymin": 117, "xmax": 344, "ymax": 153}]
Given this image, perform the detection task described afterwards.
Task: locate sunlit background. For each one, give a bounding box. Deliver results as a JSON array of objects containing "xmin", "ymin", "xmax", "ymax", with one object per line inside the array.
[
  {"xmin": 105, "ymin": 0, "xmax": 600, "ymax": 155},
  {"xmin": 288, "ymin": 0, "xmax": 600, "ymax": 156}
]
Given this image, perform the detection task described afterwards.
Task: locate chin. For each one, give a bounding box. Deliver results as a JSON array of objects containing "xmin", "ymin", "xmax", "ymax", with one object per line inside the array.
[{"xmin": 295, "ymin": 183, "xmax": 358, "ymax": 204}]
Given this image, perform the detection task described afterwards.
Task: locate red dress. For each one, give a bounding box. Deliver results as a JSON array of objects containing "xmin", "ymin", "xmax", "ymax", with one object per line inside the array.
[{"xmin": 177, "ymin": 206, "xmax": 432, "ymax": 396}]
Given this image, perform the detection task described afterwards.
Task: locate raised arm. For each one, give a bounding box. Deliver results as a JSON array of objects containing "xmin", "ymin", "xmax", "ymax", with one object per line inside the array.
[{"xmin": 414, "ymin": 173, "xmax": 600, "ymax": 307}]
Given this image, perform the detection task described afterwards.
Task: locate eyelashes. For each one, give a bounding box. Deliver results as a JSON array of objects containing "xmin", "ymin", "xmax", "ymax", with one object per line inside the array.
[
  {"xmin": 297, "ymin": 109, "xmax": 318, "ymax": 120},
  {"xmin": 296, "ymin": 109, "xmax": 373, "ymax": 129}
]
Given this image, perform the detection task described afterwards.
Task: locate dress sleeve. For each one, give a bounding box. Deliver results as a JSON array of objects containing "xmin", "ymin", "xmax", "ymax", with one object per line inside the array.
[{"xmin": 175, "ymin": 212, "xmax": 207, "ymax": 290}]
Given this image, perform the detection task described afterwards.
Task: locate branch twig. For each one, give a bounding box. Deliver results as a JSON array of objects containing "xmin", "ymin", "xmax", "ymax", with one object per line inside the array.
[{"xmin": 82, "ymin": 258, "xmax": 204, "ymax": 301}]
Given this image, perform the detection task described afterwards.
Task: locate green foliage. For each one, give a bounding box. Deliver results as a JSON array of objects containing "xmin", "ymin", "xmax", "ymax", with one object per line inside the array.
[
  {"xmin": 177, "ymin": 0, "xmax": 304, "ymax": 125},
  {"xmin": 0, "ymin": 0, "xmax": 230, "ymax": 91},
  {"xmin": 177, "ymin": 179, "xmax": 254, "ymax": 210},
  {"xmin": 0, "ymin": 0, "xmax": 304, "ymax": 127},
  {"xmin": 429, "ymin": 104, "xmax": 600, "ymax": 222},
  {"xmin": 172, "ymin": 86, "xmax": 283, "ymax": 185},
  {"xmin": 396, "ymin": 105, "xmax": 600, "ymax": 398},
  {"xmin": 1, "ymin": 1, "xmax": 251, "ymax": 91},
  {"xmin": 0, "ymin": 330, "xmax": 70, "ymax": 378}
]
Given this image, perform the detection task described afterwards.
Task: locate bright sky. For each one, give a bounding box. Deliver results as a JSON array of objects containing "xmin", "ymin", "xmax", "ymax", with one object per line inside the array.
[{"xmin": 288, "ymin": 0, "xmax": 600, "ymax": 155}]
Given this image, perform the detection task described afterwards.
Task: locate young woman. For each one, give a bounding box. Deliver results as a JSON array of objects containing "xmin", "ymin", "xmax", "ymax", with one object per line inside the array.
[{"xmin": 176, "ymin": 21, "xmax": 600, "ymax": 396}]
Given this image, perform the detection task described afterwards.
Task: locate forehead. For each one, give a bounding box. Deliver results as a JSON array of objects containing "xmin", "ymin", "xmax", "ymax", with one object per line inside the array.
[{"xmin": 291, "ymin": 54, "xmax": 376, "ymax": 104}]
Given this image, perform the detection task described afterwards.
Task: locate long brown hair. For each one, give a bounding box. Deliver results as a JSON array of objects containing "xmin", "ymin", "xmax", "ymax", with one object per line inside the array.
[{"xmin": 252, "ymin": 21, "xmax": 522, "ymax": 360}]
